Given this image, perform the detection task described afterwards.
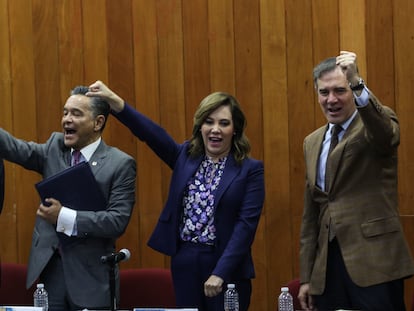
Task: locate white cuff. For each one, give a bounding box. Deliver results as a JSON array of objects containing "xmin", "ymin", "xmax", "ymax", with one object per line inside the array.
[
  {"xmin": 56, "ymin": 206, "xmax": 77, "ymax": 236},
  {"xmin": 354, "ymin": 86, "xmax": 369, "ymax": 107}
]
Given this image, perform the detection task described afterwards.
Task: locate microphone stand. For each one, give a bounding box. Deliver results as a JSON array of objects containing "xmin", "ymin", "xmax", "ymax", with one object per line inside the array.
[
  {"xmin": 109, "ymin": 261, "xmax": 117, "ymax": 311},
  {"xmin": 102, "ymin": 249, "xmax": 130, "ymax": 311}
]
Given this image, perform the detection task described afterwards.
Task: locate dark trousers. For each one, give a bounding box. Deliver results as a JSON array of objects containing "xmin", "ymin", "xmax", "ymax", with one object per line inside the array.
[
  {"xmin": 41, "ymin": 252, "xmax": 110, "ymax": 311},
  {"xmin": 40, "ymin": 252, "xmax": 79, "ymax": 311},
  {"xmin": 314, "ymin": 238, "xmax": 406, "ymax": 311},
  {"xmin": 171, "ymin": 242, "xmax": 251, "ymax": 311}
]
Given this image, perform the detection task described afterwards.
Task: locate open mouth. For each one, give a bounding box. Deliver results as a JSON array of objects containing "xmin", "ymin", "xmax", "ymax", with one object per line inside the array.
[
  {"xmin": 209, "ymin": 137, "xmax": 222, "ymax": 142},
  {"xmin": 209, "ymin": 136, "xmax": 222, "ymax": 147},
  {"xmin": 327, "ymin": 106, "xmax": 342, "ymax": 115},
  {"xmin": 64, "ymin": 128, "xmax": 77, "ymax": 137},
  {"xmin": 328, "ymin": 106, "xmax": 341, "ymax": 112}
]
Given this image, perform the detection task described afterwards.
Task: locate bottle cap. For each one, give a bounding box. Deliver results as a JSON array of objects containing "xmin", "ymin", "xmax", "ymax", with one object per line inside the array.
[
  {"xmin": 227, "ymin": 283, "xmax": 235, "ymax": 289},
  {"xmin": 281, "ymin": 286, "xmax": 289, "ymax": 292},
  {"xmin": 37, "ymin": 283, "xmax": 45, "ymax": 289}
]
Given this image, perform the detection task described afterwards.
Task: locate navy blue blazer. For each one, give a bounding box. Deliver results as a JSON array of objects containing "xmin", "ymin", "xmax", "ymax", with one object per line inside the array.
[{"xmin": 114, "ymin": 103, "xmax": 265, "ymax": 281}]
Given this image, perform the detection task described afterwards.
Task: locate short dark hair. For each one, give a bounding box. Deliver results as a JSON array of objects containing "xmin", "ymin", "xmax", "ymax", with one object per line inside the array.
[
  {"xmin": 70, "ymin": 85, "xmax": 111, "ymax": 130},
  {"xmin": 312, "ymin": 57, "xmax": 337, "ymax": 88}
]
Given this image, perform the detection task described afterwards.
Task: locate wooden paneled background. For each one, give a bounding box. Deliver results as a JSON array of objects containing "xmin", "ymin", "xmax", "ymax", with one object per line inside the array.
[{"xmin": 1, "ymin": 0, "xmax": 414, "ymax": 309}]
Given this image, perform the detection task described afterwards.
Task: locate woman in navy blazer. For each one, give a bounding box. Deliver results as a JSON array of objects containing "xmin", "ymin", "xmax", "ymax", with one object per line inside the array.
[{"xmin": 87, "ymin": 81, "xmax": 265, "ymax": 311}]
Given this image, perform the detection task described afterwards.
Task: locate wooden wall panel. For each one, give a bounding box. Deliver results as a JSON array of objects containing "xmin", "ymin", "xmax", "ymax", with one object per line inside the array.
[
  {"xmin": 82, "ymin": 0, "xmax": 108, "ymax": 84},
  {"xmin": 156, "ymin": 0, "xmax": 186, "ymax": 141},
  {"xmin": 339, "ymin": 0, "xmax": 367, "ymax": 77},
  {"xmin": 366, "ymin": 0, "xmax": 395, "ymax": 110},
  {"xmin": 155, "ymin": 2, "xmax": 186, "ymax": 257},
  {"xmin": 105, "ymin": 0, "xmax": 140, "ymax": 269},
  {"xmin": 394, "ymin": 0, "xmax": 414, "ymax": 217},
  {"xmin": 311, "ymin": 0, "xmax": 340, "ymax": 128},
  {"xmin": 234, "ymin": 3, "xmax": 265, "ymax": 306},
  {"xmin": 57, "ymin": 0, "xmax": 84, "ymax": 105},
  {"xmin": 182, "ymin": 0, "xmax": 210, "ymax": 126},
  {"xmin": 285, "ymin": 0, "xmax": 315, "ymax": 296},
  {"xmin": 234, "ymin": 0, "xmax": 263, "ymax": 160},
  {"xmin": 0, "ymin": 0, "xmax": 16, "ymax": 262},
  {"xmin": 131, "ymin": 0, "xmax": 166, "ymax": 268},
  {"xmin": 260, "ymin": 0, "xmax": 290, "ymax": 307},
  {"xmin": 208, "ymin": 0, "xmax": 236, "ymax": 94},
  {"xmin": 394, "ymin": 0, "xmax": 414, "ymax": 305},
  {"xmin": 32, "ymin": 0, "xmax": 62, "ymax": 139},
  {"xmin": 1, "ymin": 0, "xmax": 414, "ymax": 309},
  {"xmin": 106, "ymin": 0, "xmax": 136, "ymax": 149},
  {"xmin": 8, "ymin": 0, "xmax": 39, "ymax": 264}
]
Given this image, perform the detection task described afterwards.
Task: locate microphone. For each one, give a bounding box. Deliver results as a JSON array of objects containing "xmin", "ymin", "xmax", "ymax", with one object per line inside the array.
[{"xmin": 101, "ymin": 248, "xmax": 131, "ymax": 264}]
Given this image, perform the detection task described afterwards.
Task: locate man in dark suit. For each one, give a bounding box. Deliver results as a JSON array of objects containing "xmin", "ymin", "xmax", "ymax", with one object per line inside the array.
[
  {"xmin": 0, "ymin": 86, "xmax": 136, "ymax": 310},
  {"xmin": 298, "ymin": 51, "xmax": 414, "ymax": 311}
]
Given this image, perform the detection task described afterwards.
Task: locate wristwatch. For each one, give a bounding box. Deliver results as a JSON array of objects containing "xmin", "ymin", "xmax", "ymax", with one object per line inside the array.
[{"xmin": 349, "ymin": 77, "xmax": 365, "ymax": 91}]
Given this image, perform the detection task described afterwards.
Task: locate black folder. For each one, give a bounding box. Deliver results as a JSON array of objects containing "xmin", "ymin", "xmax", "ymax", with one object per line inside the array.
[{"xmin": 35, "ymin": 161, "xmax": 107, "ymax": 211}]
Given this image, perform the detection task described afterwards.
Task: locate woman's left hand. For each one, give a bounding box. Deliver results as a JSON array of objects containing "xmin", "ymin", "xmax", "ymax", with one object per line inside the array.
[{"xmin": 204, "ymin": 274, "xmax": 224, "ymax": 297}]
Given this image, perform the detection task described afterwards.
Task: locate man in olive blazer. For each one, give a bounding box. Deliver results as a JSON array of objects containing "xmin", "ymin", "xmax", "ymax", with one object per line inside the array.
[{"xmin": 299, "ymin": 51, "xmax": 414, "ymax": 311}]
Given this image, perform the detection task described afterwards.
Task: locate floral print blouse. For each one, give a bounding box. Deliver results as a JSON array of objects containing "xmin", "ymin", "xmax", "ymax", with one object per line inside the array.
[{"xmin": 180, "ymin": 156, "xmax": 227, "ymax": 245}]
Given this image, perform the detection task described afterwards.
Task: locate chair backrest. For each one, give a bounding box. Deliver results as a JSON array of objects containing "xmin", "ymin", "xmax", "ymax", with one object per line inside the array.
[
  {"xmin": 0, "ymin": 262, "xmax": 36, "ymax": 306},
  {"xmin": 119, "ymin": 268, "xmax": 176, "ymax": 309},
  {"xmin": 287, "ymin": 278, "xmax": 302, "ymax": 311}
]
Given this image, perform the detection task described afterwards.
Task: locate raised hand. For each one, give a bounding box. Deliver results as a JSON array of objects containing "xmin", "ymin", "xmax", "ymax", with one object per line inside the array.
[{"xmin": 336, "ymin": 50, "xmax": 360, "ymax": 86}]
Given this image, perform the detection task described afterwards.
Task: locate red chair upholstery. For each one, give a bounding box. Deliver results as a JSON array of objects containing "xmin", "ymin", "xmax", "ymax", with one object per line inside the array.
[
  {"xmin": 287, "ymin": 278, "xmax": 302, "ymax": 311},
  {"xmin": 119, "ymin": 268, "xmax": 176, "ymax": 309},
  {"xmin": 0, "ymin": 262, "xmax": 36, "ymax": 306}
]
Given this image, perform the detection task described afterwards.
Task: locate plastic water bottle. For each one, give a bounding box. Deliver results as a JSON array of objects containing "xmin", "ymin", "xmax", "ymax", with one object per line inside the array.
[
  {"xmin": 224, "ymin": 283, "xmax": 239, "ymax": 311},
  {"xmin": 278, "ymin": 286, "xmax": 293, "ymax": 311},
  {"xmin": 33, "ymin": 283, "xmax": 49, "ymax": 311}
]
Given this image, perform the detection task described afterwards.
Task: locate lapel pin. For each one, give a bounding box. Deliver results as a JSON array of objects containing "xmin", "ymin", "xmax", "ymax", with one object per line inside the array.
[{"xmin": 92, "ymin": 161, "xmax": 98, "ymax": 166}]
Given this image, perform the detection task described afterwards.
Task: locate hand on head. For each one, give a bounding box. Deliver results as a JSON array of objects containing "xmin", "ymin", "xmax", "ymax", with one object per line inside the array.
[{"xmin": 86, "ymin": 80, "xmax": 125, "ymax": 113}]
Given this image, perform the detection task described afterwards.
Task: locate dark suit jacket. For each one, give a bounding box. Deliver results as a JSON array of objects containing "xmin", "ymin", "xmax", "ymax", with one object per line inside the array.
[
  {"xmin": 0, "ymin": 129, "xmax": 136, "ymax": 308},
  {"xmin": 300, "ymin": 93, "xmax": 414, "ymax": 295},
  {"xmin": 114, "ymin": 103, "xmax": 265, "ymax": 282}
]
